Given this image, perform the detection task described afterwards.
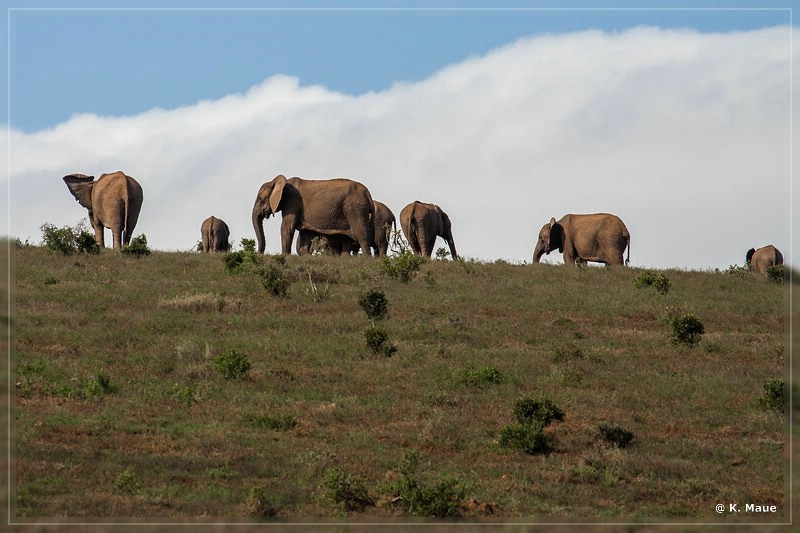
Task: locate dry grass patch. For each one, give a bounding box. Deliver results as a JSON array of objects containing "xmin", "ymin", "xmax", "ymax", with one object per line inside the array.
[{"xmin": 158, "ymin": 292, "xmax": 242, "ymax": 312}]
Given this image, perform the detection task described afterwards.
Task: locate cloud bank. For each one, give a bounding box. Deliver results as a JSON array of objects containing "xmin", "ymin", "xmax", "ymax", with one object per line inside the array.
[{"xmin": 4, "ymin": 26, "xmax": 793, "ymax": 268}]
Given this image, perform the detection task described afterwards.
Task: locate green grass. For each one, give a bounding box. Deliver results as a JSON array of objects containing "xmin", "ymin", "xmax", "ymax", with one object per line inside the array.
[{"xmin": 9, "ymin": 244, "xmax": 790, "ymax": 520}]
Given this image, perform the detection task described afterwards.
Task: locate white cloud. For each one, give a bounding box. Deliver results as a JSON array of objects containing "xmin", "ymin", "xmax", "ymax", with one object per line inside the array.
[{"xmin": 4, "ymin": 26, "xmax": 794, "ymax": 268}]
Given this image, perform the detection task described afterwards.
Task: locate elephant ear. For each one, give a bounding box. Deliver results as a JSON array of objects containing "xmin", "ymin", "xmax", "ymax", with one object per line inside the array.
[
  {"xmin": 269, "ymin": 174, "xmax": 288, "ymax": 213},
  {"xmin": 549, "ymin": 218, "xmax": 565, "ymax": 254},
  {"xmin": 746, "ymin": 248, "xmax": 756, "ymax": 264},
  {"xmin": 63, "ymin": 174, "xmax": 95, "ymax": 210}
]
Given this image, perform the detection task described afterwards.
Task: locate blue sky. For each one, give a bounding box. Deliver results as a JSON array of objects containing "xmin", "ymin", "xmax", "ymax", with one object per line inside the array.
[
  {"xmin": 5, "ymin": 2, "xmax": 792, "ymax": 132},
  {"xmin": 2, "ymin": 2, "xmax": 795, "ymax": 268}
]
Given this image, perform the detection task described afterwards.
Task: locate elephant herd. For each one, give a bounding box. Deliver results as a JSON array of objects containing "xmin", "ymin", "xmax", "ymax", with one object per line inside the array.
[{"xmin": 62, "ymin": 171, "xmax": 784, "ymax": 271}]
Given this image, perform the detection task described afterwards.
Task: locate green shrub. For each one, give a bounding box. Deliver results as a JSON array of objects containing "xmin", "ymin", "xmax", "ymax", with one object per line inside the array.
[
  {"xmin": 358, "ymin": 288, "xmax": 389, "ymax": 320},
  {"xmin": 669, "ymin": 312, "xmax": 704, "ymax": 346},
  {"xmin": 634, "ymin": 271, "xmax": 671, "ymax": 295},
  {"xmin": 512, "ymin": 396, "xmax": 565, "ymax": 427},
  {"xmin": 80, "ymin": 372, "xmax": 118, "ymax": 399},
  {"xmin": 240, "ymin": 238, "xmax": 256, "ymax": 253},
  {"xmin": 724, "ymin": 264, "xmax": 750, "ymax": 276},
  {"xmin": 380, "ymin": 251, "xmax": 426, "ymax": 283},
  {"xmin": 498, "ymin": 422, "xmax": 553, "ymax": 455},
  {"xmin": 365, "ymin": 324, "xmax": 397, "ymax": 357},
  {"xmin": 214, "ymin": 349, "xmax": 251, "ymax": 380},
  {"xmin": 121, "ymin": 234, "xmax": 151, "ymax": 258},
  {"xmin": 756, "ymin": 378, "xmax": 785, "ymax": 414},
  {"xmin": 246, "ymin": 486, "xmax": 277, "ymax": 517},
  {"xmin": 386, "ymin": 451, "xmax": 465, "ymax": 517},
  {"xmin": 114, "ymin": 466, "xmax": 141, "ymax": 495},
  {"xmin": 169, "ymin": 383, "xmax": 197, "ymax": 405},
  {"xmin": 260, "ymin": 260, "xmax": 290, "ymax": 297},
  {"xmin": 43, "ymin": 277, "xmax": 58, "ymax": 285},
  {"xmin": 244, "ymin": 413, "xmax": 297, "ymax": 431},
  {"xmin": 321, "ymin": 468, "xmax": 374, "ymax": 513},
  {"xmin": 41, "ymin": 223, "xmax": 78, "ymax": 255},
  {"xmin": 435, "ymin": 247, "xmax": 450, "ymax": 260},
  {"xmin": 598, "ymin": 423, "xmax": 634, "ymax": 448},
  {"xmin": 457, "ymin": 366, "xmax": 504, "ymax": 389},
  {"xmin": 766, "ymin": 265, "xmax": 785, "ymax": 285},
  {"xmin": 75, "ymin": 230, "xmax": 100, "ymax": 255}
]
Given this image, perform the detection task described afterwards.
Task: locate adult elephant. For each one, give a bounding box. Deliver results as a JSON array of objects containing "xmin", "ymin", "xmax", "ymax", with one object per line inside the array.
[
  {"xmin": 533, "ymin": 213, "xmax": 630, "ymax": 266},
  {"xmin": 63, "ymin": 171, "xmax": 144, "ymax": 250},
  {"xmin": 252, "ymin": 174, "xmax": 375, "ymax": 255},
  {"xmin": 746, "ymin": 245, "xmax": 783, "ymax": 273},
  {"xmin": 201, "ymin": 216, "xmax": 230, "ymax": 253},
  {"xmin": 295, "ymin": 200, "xmax": 396, "ymax": 257},
  {"xmin": 399, "ymin": 201, "xmax": 458, "ymax": 259}
]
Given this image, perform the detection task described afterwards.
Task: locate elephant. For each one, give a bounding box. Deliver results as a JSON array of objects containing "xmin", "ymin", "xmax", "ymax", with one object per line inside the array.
[
  {"xmin": 252, "ymin": 174, "xmax": 375, "ymax": 255},
  {"xmin": 295, "ymin": 200, "xmax": 396, "ymax": 257},
  {"xmin": 533, "ymin": 213, "xmax": 630, "ymax": 266},
  {"xmin": 201, "ymin": 216, "xmax": 231, "ymax": 253},
  {"xmin": 63, "ymin": 171, "xmax": 144, "ymax": 250},
  {"xmin": 399, "ymin": 201, "xmax": 458, "ymax": 259},
  {"xmin": 746, "ymin": 245, "xmax": 783, "ymax": 273}
]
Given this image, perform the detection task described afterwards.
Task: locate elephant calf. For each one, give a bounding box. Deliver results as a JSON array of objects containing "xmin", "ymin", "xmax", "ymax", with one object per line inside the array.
[
  {"xmin": 201, "ymin": 216, "xmax": 231, "ymax": 253},
  {"xmin": 746, "ymin": 245, "xmax": 783, "ymax": 273},
  {"xmin": 533, "ymin": 213, "xmax": 630, "ymax": 266}
]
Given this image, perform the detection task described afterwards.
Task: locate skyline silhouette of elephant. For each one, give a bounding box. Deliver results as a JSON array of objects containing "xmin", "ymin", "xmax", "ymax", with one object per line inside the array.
[
  {"xmin": 399, "ymin": 201, "xmax": 458, "ymax": 259},
  {"xmin": 295, "ymin": 200, "xmax": 396, "ymax": 257},
  {"xmin": 252, "ymin": 174, "xmax": 375, "ymax": 255},
  {"xmin": 63, "ymin": 171, "xmax": 144, "ymax": 250},
  {"xmin": 746, "ymin": 245, "xmax": 783, "ymax": 273},
  {"xmin": 201, "ymin": 216, "xmax": 230, "ymax": 253},
  {"xmin": 533, "ymin": 213, "xmax": 630, "ymax": 266}
]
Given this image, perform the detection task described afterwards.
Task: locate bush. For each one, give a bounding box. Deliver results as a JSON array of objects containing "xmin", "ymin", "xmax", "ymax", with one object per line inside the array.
[
  {"xmin": 244, "ymin": 413, "xmax": 297, "ymax": 431},
  {"xmin": 246, "ymin": 486, "xmax": 277, "ymax": 517},
  {"xmin": 457, "ymin": 366, "xmax": 504, "ymax": 388},
  {"xmin": 321, "ymin": 468, "xmax": 374, "ymax": 513},
  {"xmin": 756, "ymin": 378, "xmax": 785, "ymax": 414},
  {"xmin": 358, "ymin": 288, "xmax": 389, "ymax": 321},
  {"xmin": 669, "ymin": 312, "xmax": 704, "ymax": 346},
  {"xmin": 766, "ymin": 265, "xmax": 786, "ymax": 285},
  {"xmin": 365, "ymin": 324, "xmax": 397, "ymax": 357},
  {"xmin": 121, "ymin": 234, "xmax": 151, "ymax": 258},
  {"xmin": 260, "ymin": 260, "xmax": 291, "ymax": 297},
  {"xmin": 80, "ymin": 372, "xmax": 118, "ymax": 399},
  {"xmin": 498, "ymin": 422, "xmax": 553, "ymax": 455},
  {"xmin": 240, "ymin": 238, "xmax": 256, "ymax": 253},
  {"xmin": 634, "ymin": 271, "xmax": 671, "ymax": 295},
  {"xmin": 380, "ymin": 251, "xmax": 426, "ymax": 282},
  {"xmin": 512, "ymin": 396, "xmax": 565, "ymax": 427},
  {"xmin": 213, "ymin": 349, "xmax": 251, "ymax": 380},
  {"xmin": 598, "ymin": 423, "xmax": 634, "ymax": 448},
  {"xmin": 41, "ymin": 222, "xmax": 98, "ymax": 255},
  {"xmin": 114, "ymin": 466, "xmax": 141, "ymax": 495},
  {"xmin": 386, "ymin": 450, "xmax": 466, "ymax": 518}
]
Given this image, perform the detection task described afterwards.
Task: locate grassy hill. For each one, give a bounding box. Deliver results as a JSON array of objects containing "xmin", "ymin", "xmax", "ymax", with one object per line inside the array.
[{"xmin": 8, "ymin": 241, "xmax": 790, "ymax": 522}]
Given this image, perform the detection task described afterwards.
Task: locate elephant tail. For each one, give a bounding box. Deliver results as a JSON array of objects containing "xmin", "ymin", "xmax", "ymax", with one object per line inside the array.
[{"xmin": 625, "ymin": 234, "xmax": 631, "ymax": 266}]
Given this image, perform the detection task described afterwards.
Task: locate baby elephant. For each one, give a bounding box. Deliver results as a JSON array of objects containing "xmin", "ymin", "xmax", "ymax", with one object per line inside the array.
[
  {"xmin": 746, "ymin": 245, "xmax": 783, "ymax": 273},
  {"xmin": 201, "ymin": 216, "xmax": 230, "ymax": 253}
]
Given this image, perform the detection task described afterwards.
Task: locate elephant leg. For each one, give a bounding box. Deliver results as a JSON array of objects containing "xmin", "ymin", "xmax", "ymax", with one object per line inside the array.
[
  {"xmin": 93, "ymin": 221, "xmax": 105, "ymax": 248},
  {"xmin": 280, "ymin": 217, "xmax": 297, "ymax": 255}
]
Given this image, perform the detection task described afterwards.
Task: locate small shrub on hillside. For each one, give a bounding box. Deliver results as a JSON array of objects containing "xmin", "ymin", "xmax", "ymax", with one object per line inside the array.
[
  {"xmin": 41, "ymin": 223, "xmax": 76, "ymax": 254},
  {"xmin": 365, "ymin": 324, "xmax": 397, "ymax": 357},
  {"xmin": 380, "ymin": 251, "xmax": 425, "ymax": 282},
  {"xmin": 435, "ymin": 247, "xmax": 450, "ymax": 260},
  {"xmin": 44, "ymin": 277, "xmax": 58, "ymax": 285},
  {"xmin": 169, "ymin": 383, "xmax": 198, "ymax": 405},
  {"xmin": 321, "ymin": 468, "xmax": 374, "ymax": 513},
  {"xmin": 551, "ymin": 343, "xmax": 583, "ymax": 362},
  {"xmin": 669, "ymin": 312, "xmax": 705, "ymax": 346},
  {"xmin": 635, "ymin": 271, "xmax": 671, "ymax": 295},
  {"xmin": 80, "ymin": 372, "xmax": 118, "ymax": 399},
  {"xmin": 766, "ymin": 265, "xmax": 786, "ymax": 285},
  {"xmin": 260, "ymin": 259, "xmax": 291, "ymax": 297},
  {"xmin": 498, "ymin": 422, "xmax": 553, "ymax": 455},
  {"xmin": 755, "ymin": 378, "xmax": 785, "ymax": 415},
  {"xmin": 386, "ymin": 450, "xmax": 466, "ymax": 518},
  {"xmin": 598, "ymin": 423, "xmax": 635, "ymax": 448},
  {"xmin": 223, "ymin": 249, "xmax": 262, "ymax": 274},
  {"xmin": 114, "ymin": 466, "xmax": 141, "ymax": 495},
  {"xmin": 214, "ymin": 349, "xmax": 251, "ymax": 380},
  {"xmin": 246, "ymin": 486, "xmax": 277, "ymax": 517},
  {"xmin": 121, "ymin": 234, "xmax": 151, "ymax": 257},
  {"xmin": 513, "ymin": 396, "xmax": 565, "ymax": 427},
  {"xmin": 244, "ymin": 413, "xmax": 297, "ymax": 431},
  {"xmin": 725, "ymin": 264, "xmax": 750, "ymax": 277},
  {"xmin": 457, "ymin": 366, "xmax": 504, "ymax": 388},
  {"xmin": 240, "ymin": 238, "xmax": 256, "ymax": 253},
  {"xmin": 358, "ymin": 288, "xmax": 389, "ymax": 320},
  {"xmin": 303, "ymin": 271, "xmax": 330, "ymax": 302}
]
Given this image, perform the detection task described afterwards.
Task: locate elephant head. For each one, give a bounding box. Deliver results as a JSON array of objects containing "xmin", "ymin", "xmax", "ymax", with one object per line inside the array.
[
  {"xmin": 252, "ymin": 174, "xmax": 375, "ymax": 255},
  {"xmin": 532, "ymin": 217, "xmax": 565, "ymax": 263},
  {"xmin": 63, "ymin": 171, "xmax": 143, "ymax": 250}
]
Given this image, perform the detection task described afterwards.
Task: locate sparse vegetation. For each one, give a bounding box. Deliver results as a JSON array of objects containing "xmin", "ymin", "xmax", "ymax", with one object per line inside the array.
[
  {"xmin": 598, "ymin": 423, "xmax": 635, "ymax": 448},
  {"xmin": 635, "ymin": 270, "xmax": 671, "ymax": 295},
  {"xmin": 120, "ymin": 234, "xmax": 151, "ymax": 257},
  {"xmin": 11, "ymin": 245, "xmax": 786, "ymax": 519},
  {"xmin": 669, "ymin": 311, "xmax": 705, "ymax": 346},
  {"xmin": 766, "ymin": 264, "xmax": 785, "ymax": 285},
  {"xmin": 320, "ymin": 468, "xmax": 374, "ymax": 514},
  {"xmin": 756, "ymin": 378, "xmax": 786, "ymax": 415},
  {"xmin": 213, "ymin": 348, "xmax": 252, "ymax": 380}
]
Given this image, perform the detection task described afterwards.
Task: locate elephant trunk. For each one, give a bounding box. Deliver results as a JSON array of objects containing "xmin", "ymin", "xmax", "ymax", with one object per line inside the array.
[
  {"xmin": 533, "ymin": 243, "xmax": 545, "ymax": 263},
  {"xmin": 253, "ymin": 204, "xmax": 266, "ymax": 254},
  {"xmin": 447, "ymin": 236, "xmax": 458, "ymax": 261}
]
